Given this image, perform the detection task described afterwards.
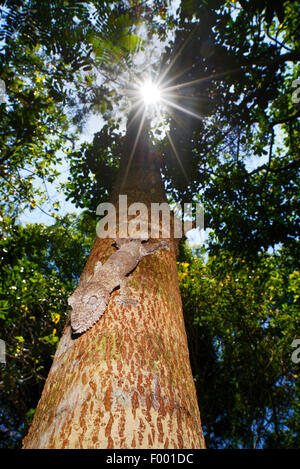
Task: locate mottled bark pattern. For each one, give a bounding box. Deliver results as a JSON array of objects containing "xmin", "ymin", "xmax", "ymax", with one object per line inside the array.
[{"xmin": 23, "ymin": 236, "xmax": 205, "ymax": 449}]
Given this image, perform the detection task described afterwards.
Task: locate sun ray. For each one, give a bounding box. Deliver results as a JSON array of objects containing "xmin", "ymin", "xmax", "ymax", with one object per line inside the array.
[
  {"xmin": 165, "ymin": 129, "xmax": 189, "ymax": 184},
  {"xmin": 159, "ymin": 59, "xmax": 206, "ymax": 90},
  {"xmin": 120, "ymin": 107, "xmax": 147, "ymax": 193},
  {"xmin": 162, "ymin": 97, "xmax": 206, "ymax": 122},
  {"xmin": 162, "ymin": 96, "xmax": 226, "ymax": 133},
  {"xmin": 163, "ymin": 67, "xmax": 241, "ymax": 93},
  {"xmin": 157, "ymin": 24, "xmax": 199, "ymax": 87},
  {"xmin": 163, "ymin": 91, "xmax": 210, "ymax": 106},
  {"xmin": 165, "ymin": 103, "xmax": 193, "ymax": 134}
]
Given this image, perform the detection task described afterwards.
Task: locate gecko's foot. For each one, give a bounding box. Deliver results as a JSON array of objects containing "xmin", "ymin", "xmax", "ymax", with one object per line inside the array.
[
  {"xmin": 141, "ymin": 238, "xmax": 170, "ymax": 255},
  {"xmin": 114, "ymin": 295, "xmax": 137, "ymax": 309},
  {"xmin": 158, "ymin": 239, "xmax": 170, "ymax": 249}
]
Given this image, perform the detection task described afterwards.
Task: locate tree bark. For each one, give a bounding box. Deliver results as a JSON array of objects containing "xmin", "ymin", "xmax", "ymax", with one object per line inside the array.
[{"xmin": 22, "ymin": 111, "xmax": 205, "ymax": 449}]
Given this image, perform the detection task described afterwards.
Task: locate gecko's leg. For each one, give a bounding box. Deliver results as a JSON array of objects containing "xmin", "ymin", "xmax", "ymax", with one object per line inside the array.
[
  {"xmin": 140, "ymin": 238, "xmax": 170, "ymax": 256},
  {"xmin": 114, "ymin": 276, "xmax": 137, "ymax": 309}
]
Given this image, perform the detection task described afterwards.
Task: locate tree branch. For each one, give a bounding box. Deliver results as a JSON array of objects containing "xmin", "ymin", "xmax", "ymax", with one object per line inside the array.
[
  {"xmin": 249, "ymin": 156, "xmax": 300, "ymax": 176},
  {"xmin": 269, "ymin": 110, "xmax": 300, "ymax": 127}
]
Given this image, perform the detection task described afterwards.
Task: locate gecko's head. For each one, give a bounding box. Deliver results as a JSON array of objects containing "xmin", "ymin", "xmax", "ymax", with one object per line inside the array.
[
  {"xmin": 68, "ymin": 285, "xmax": 109, "ymax": 334},
  {"xmin": 113, "ymin": 233, "xmax": 149, "ymax": 248}
]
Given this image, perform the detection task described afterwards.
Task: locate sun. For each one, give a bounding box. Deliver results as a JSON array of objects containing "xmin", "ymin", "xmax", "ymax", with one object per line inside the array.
[{"xmin": 139, "ymin": 80, "xmax": 162, "ymax": 106}]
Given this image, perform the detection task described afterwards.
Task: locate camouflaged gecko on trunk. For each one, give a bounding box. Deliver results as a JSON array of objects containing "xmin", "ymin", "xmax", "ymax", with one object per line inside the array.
[{"xmin": 68, "ymin": 237, "xmax": 169, "ymax": 334}]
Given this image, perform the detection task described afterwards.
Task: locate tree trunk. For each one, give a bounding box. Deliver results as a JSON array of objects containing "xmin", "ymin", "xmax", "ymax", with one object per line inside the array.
[{"xmin": 22, "ymin": 112, "xmax": 205, "ymax": 449}]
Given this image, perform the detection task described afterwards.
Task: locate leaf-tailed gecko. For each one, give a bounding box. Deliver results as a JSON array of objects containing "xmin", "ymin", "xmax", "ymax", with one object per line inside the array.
[{"xmin": 68, "ymin": 237, "xmax": 169, "ymax": 334}]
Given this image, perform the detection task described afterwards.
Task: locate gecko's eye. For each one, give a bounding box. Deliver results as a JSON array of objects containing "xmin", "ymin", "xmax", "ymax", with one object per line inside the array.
[{"xmin": 87, "ymin": 295, "xmax": 98, "ymax": 306}]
